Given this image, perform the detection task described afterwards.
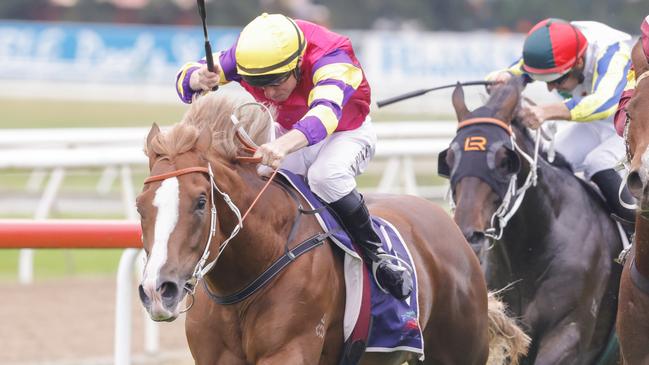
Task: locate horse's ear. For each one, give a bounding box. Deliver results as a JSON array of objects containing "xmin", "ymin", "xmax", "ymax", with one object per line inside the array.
[
  {"xmin": 452, "ymin": 82, "xmax": 470, "ymax": 121},
  {"xmin": 146, "ymin": 123, "xmax": 161, "ymax": 168},
  {"xmin": 195, "ymin": 126, "xmax": 212, "ymax": 153},
  {"xmin": 495, "ymin": 80, "xmax": 522, "ymax": 122}
]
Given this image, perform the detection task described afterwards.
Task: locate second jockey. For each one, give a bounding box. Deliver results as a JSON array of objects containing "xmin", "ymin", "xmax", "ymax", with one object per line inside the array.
[
  {"xmin": 175, "ymin": 13, "xmax": 413, "ymax": 300},
  {"xmin": 489, "ymin": 18, "xmax": 636, "ymax": 231}
]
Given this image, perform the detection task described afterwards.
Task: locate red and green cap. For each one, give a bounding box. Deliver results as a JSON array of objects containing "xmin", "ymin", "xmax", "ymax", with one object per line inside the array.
[{"xmin": 522, "ymin": 18, "xmax": 588, "ymax": 82}]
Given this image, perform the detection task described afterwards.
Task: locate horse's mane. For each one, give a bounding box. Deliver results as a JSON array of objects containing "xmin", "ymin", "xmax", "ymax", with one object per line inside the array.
[
  {"xmin": 146, "ymin": 93, "xmax": 274, "ymax": 162},
  {"xmin": 509, "ymin": 118, "xmax": 573, "ymax": 172}
]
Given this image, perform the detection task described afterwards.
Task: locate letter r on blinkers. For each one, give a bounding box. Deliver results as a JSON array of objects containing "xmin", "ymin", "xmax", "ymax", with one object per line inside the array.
[{"xmin": 464, "ymin": 136, "xmax": 487, "ymax": 151}]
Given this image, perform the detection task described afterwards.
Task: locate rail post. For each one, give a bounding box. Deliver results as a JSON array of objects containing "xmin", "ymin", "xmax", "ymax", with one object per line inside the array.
[{"xmin": 114, "ymin": 248, "xmax": 140, "ymax": 365}]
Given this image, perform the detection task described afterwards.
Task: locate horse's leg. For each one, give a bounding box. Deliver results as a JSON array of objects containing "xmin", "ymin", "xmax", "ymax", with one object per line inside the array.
[
  {"xmin": 243, "ymin": 244, "xmax": 345, "ymax": 365},
  {"xmin": 185, "ymin": 287, "xmax": 247, "ymax": 365},
  {"xmin": 618, "ymin": 256, "xmax": 649, "ymax": 365},
  {"xmin": 418, "ymin": 294, "xmax": 489, "ymax": 365},
  {"xmin": 255, "ymin": 332, "xmax": 337, "ymax": 365},
  {"xmin": 531, "ymin": 322, "xmax": 581, "ymax": 365}
]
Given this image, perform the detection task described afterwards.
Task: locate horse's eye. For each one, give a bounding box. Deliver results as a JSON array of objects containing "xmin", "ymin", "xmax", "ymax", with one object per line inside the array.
[
  {"xmin": 136, "ymin": 205, "xmax": 145, "ymax": 219},
  {"xmin": 196, "ymin": 196, "xmax": 207, "ymax": 211},
  {"xmin": 446, "ymin": 149, "xmax": 455, "ymax": 166},
  {"xmin": 498, "ymin": 157, "xmax": 511, "ymax": 171},
  {"xmin": 495, "ymin": 148, "xmax": 520, "ymax": 175}
]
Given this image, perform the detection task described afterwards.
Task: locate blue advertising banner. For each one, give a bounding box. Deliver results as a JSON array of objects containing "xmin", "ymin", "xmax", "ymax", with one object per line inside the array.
[
  {"xmin": 0, "ymin": 20, "xmax": 239, "ymax": 84},
  {"xmin": 0, "ymin": 20, "xmax": 539, "ymax": 109}
]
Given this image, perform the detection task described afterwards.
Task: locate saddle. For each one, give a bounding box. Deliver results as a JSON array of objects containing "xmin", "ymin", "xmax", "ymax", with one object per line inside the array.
[{"xmin": 276, "ymin": 169, "xmax": 425, "ymax": 364}]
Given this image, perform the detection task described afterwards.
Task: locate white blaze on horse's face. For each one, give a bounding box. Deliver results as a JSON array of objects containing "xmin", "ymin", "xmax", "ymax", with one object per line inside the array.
[{"xmin": 141, "ymin": 177, "xmax": 180, "ymax": 314}]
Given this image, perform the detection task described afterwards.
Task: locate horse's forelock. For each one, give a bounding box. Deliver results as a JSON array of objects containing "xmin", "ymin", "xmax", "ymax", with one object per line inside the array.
[
  {"xmin": 179, "ymin": 93, "xmax": 275, "ymax": 161},
  {"xmin": 146, "ymin": 123, "xmax": 200, "ymax": 161},
  {"xmin": 144, "ymin": 94, "xmax": 276, "ymax": 162}
]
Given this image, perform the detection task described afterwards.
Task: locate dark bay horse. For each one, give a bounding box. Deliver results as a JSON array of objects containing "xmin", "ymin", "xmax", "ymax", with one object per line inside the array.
[
  {"xmin": 442, "ymin": 81, "xmax": 622, "ymax": 364},
  {"xmin": 617, "ymin": 38, "xmax": 649, "ymax": 365},
  {"xmin": 135, "ymin": 93, "xmax": 529, "ymax": 364}
]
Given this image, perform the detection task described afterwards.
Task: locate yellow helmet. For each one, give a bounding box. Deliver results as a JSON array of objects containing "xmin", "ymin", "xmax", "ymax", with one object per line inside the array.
[{"xmin": 236, "ymin": 13, "xmax": 306, "ymax": 78}]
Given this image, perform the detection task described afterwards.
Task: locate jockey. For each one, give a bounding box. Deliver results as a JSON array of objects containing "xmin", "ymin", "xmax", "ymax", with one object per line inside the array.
[
  {"xmin": 175, "ymin": 13, "xmax": 413, "ymax": 300},
  {"xmin": 489, "ymin": 18, "xmax": 636, "ymax": 230}
]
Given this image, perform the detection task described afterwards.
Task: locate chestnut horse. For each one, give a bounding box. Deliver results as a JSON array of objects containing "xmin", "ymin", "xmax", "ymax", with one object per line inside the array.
[
  {"xmin": 617, "ymin": 38, "xmax": 649, "ymax": 365},
  {"xmin": 442, "ymin": 81, "xmax": 622, "ymax": 364},
  {"xmin": 135, "ymin": 93, "xmax": 529, "ymax": 364}
]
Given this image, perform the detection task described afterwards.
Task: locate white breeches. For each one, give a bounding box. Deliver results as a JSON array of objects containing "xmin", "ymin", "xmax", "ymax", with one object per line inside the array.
[
  {"xmin": 279, "ymin": 116, "xmax": 376, "ymax": 203},
  {"xmin": 554, "ymin": 119, "xmax": 625, "ymax": 179}
]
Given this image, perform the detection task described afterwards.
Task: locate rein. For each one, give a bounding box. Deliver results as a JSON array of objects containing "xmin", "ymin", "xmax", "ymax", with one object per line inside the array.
[
  {"xmin": 142, "ymin": 101, "xmax": 329, "ymax": 306},
  {"xmin": 636, "ymin": 70, "xmax": 649, "ymax": 87},
  {"xmin": 450, "ymin": 117, "xmax": 541, "ymax": 240},
  {"xmin": 143, "ymin": 128, "xmax": 277, "ymax": 296},
  {"xmin": 202, "ymin": 177, "xmax": 332, "ymax": 305}
]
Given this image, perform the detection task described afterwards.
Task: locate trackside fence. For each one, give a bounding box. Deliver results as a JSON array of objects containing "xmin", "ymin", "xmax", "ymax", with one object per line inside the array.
[{"xmin": 0, "ymin": 219, "xmax": 144, "ymax": 365}]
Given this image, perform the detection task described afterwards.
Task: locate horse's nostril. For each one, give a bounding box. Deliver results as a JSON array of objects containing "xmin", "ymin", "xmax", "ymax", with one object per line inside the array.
[
  {"xmin": 627, "ymin": 170, "xmax": 644, "ymax": 199},
  {"xmin": 138, "ymin": 285, "xmax": 150, "ymax": 305},
  {"xmin": 159, "ymin": 281, "xmax": 180, "ymax": 301},
  {"xmin": 467, "ymin": 231, "xmax": 486, "ymax": 245}
]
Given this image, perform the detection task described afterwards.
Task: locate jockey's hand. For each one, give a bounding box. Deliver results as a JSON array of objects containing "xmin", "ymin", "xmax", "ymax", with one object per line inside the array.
[
  {"xmin": 519, "ymin": 105, "xmax": 545, "ymax": 129},
  {"xmin": 190, "ymin": 64, "xmax": 220, "ymax": 91},
  {"xmin": 486, "ymin": 71, "xmax": 513, "ymax": 93},
  {"xmin": 254, "ymin": 129, "xmax": 308, "ymax": 169}
]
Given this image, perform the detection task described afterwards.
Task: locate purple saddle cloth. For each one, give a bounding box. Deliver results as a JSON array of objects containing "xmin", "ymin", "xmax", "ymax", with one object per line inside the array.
[{"xmin": 277, "ymin": 169, "xmax": 425, "ymax": 360}]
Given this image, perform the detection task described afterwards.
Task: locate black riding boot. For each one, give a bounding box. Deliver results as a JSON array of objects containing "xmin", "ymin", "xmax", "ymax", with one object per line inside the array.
[
  {"xmin": 592, "ymin": 169, "xmax": 636, "ymax": 235},
  {"xmin": 329, "ymin": 189, "xmax": 413, "ymax": 300}
]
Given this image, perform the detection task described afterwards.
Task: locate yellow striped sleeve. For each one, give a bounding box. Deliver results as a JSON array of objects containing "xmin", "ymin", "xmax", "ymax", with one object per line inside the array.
[
  {"xmin": 570, "ymin": 101, "xmax": 618, "ymax": 122},
  {"xmin": 303, "ymin": 104, "xmax": 339, "ymax": 135},
  {"xmin": 212, "ymin": 52, "xmax": 229, "ymax": 85},
  {"xmin": 307, "ymin": 84, "xmax": 344, "ymax": 107},
  {"xmin": 312, "ymin": 62, "xmax": 363, "ymax": 89},
  {"xmin": 506, "ymin": 59, "xmax": 525, "ymax": 77},
  {"xmin": 569, "ymin": 47, "xmax": 630, "ymax": 121},
  {"xmin": 175, "ymin": 61, "xmax": 201, "ymax": 98},
  {"xmin": 626, "ymin": 68, "xmax": 636, "ymax": 90}
]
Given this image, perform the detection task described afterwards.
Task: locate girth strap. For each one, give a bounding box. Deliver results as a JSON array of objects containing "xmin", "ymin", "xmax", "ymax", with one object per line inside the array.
[
  {"xmin": 630, "ymin": 257, "xmax": 649, "ymax": 295},
  {"xmin": 204, "ymin": 231, "xmax": 333, "ymax": 305}
]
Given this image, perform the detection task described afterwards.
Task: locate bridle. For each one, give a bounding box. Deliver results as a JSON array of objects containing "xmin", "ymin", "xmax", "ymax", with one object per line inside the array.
[
  {"xmin": 449, "ymin": 117, "xmax": 541, "ymax": 240},
  {"xmin": 636, "ymin": 69, "xmax": 649, "ymax": 88},
  {"xmin": 142, "ymin": 102, "xmax": 279, "ymax": 306},
  {"xmin": 619, "ymin": 69, "xmax": 649, "ymax": 211},
  {"xmin": 144, "ymin": 163, "xmax": 245, "ymax": 294},
  {"xmin": 142, "ymin": 103, "xmax": 334, "ymax": 306}
]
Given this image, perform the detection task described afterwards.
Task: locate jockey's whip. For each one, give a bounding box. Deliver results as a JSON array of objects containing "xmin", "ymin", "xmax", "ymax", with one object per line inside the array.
[
  {"xmin": 196, "ymin": 0, "xmax": 218, "ymax": 91},
  {"xmin": 376, "ymin": 80, "xmax": 494, "ymax": 108}
]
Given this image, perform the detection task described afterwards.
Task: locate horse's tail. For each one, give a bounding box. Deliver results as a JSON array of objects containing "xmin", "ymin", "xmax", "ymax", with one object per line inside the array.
[{"xmin": 486, "ymin": 292, "xmax": 530, "ymax": 365}]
